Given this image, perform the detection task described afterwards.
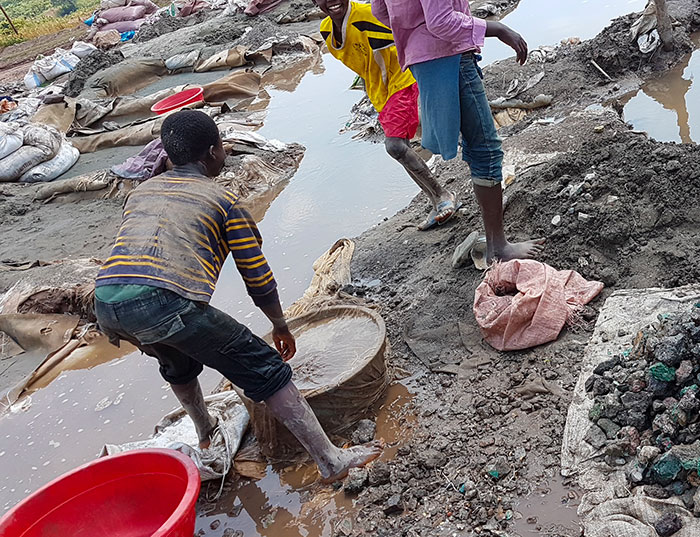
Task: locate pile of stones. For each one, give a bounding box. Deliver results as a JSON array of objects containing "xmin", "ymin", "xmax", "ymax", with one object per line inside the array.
[{"xmin": 585, "ymin": 305, "xmax": 700, "ymax": 515}]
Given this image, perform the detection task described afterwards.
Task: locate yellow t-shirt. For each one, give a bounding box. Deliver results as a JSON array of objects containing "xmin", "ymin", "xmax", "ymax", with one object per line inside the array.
[{"xmin": 320, "ymin": 2, "xmax": 415, "ymax": 112}]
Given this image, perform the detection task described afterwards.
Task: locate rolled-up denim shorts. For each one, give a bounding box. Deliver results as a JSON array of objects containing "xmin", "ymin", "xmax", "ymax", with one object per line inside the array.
[
  {"xmin": 458, "ymin": 52, "xmax": 504, "ymax": 187},
  {"xmin": 95, "ymin": 287, "xmax": 292, "ymax": 402}
]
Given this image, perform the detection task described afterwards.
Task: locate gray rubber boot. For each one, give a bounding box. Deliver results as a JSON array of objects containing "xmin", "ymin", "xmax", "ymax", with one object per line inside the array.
[{"xmin": 264, "ymin": 380, "xmax": 383, "ymax": 481}]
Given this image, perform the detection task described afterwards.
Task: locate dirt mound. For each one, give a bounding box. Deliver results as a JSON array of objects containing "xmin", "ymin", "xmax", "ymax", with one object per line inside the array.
[
  {"xmin": 507, "ymin": 129, "xmax": 700, "ymax": 289},
  {"xmin": 64, "ymin": 49, "xmax": 124, "ymax": 98},
  {"xmin": 134, "ymin": 10, "xmax": 211, "ymax": 43}
]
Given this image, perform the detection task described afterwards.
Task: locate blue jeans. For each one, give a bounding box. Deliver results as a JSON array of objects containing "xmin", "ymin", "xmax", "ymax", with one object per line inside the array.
[
  {"xmin": 95, "ymin": 287, "xmax": 292, "ymax": 402},
  {"xmin": 459, "ymin": 52, "xmax": 504, "ymax": 186}
]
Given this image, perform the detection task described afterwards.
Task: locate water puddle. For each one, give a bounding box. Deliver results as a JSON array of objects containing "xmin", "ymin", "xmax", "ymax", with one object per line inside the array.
[
  {"xmin": 513, "ymin": 477, "xmax": 582, "ymax": 536},
  {"xmin": 193, "ymin": 383, "xmax": 415, "ymax": 537},
  {"xmin": 622, "ymin": 33, "xmax": 700, "ymax": 144},
  {"xmin": 482, "ymin": 0, "xmax": 647, "ymax": 65}
]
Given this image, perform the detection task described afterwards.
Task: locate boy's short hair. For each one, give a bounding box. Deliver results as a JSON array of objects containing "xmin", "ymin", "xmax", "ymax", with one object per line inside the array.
[{"xmin": 161, "ymin": 110, "xmax": 220, "ymax": 166}]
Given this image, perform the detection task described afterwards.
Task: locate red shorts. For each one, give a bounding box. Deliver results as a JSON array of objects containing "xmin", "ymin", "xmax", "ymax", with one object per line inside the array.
[{"xmin": 378, "ymin": 83, "xmax": 420, "ymax": 139}]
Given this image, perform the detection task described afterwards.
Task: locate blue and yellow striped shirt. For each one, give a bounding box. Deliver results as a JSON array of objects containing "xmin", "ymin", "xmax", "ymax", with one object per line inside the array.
[{"xmin": 96, "ymin": 172, "xmax": 278, "ymax": 306}]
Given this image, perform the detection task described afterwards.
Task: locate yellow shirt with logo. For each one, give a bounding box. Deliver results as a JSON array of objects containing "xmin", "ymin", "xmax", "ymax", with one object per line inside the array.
[{"xmin": 320, "ymin": 2, "xmax": 415, "ymax": 112}]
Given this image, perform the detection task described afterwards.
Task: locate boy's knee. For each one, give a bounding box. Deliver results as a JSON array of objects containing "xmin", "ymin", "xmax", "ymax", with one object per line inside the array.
[{"xmin": 384, "ymin": 137, "xmax": 408, "ymax": 161}]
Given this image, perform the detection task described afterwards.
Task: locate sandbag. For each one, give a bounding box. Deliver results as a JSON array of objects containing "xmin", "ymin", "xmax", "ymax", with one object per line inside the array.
[
  {"xmin": 99, "ymin": 5, "xmax": 146, "ymax": 23},
  {"xmin": 71, "ymin": 117, "xmax": 165, "ymax": 153},
  {"xmin": 31, "ymin": 98, "xmax": 77, "ymax": 134},
  {"xmin": 89, "ymin": 58, "xmax": 167, "ymax": 98},
  {"xmin": 70, "ymin": 41, "xmax": 98, "ymax": 58},
  {"xmin": 97, "ymin": 18, "xmax": 146, "ymax": 34},
  {"xmin": 473, "ymin": 259, "xmax": 604, "ymax": 351},
  {"xmin": 0, "ymin": 125, "xmax": 61, "ymax": 182},
  {"xmin": 24, "ymin": 70, "xmax": 46, "ymax": 90},
  {"xmin": 0, "ymin": 123, "xmax": 23, "ymax": 160},
  {"xmin": 20, "ymin": 142, "xmax": 80, "ymax": 183},
  {"xmin": 100, "ymin": 0, "xmax": 127, "ymax": 8},
  {"xmin": 35, "ymin": 50, "xmax": 81, "ymax": 81},
  {"xmin": 195, "ymin": 45, "xmax": 248, "ymax": 72},
  {"xmin": 165, "ymin": 50, "xmax": 201, "ymax": 71},
  {"xmin": 93, "ymin": 30, "xmax": 122, "ymax": 49}
]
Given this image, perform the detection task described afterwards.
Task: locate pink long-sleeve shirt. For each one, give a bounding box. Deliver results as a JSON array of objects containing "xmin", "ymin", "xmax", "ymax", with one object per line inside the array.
[{"xmin": 371, "ymin": 0, "xmax": 487, "ymax": 69}]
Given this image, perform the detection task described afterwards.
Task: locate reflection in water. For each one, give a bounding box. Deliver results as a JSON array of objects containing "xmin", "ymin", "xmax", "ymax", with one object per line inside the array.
[
  {"xmin": 623, "ymin": 34, "xmax": 700, "ymax": 144},
  {"xmin": 513, "ymin": 476, "xmax": 581, "ymax": 537},
  {"xmin": 195, "ymin": 383, "xmax": 415, "ymax": 537}
]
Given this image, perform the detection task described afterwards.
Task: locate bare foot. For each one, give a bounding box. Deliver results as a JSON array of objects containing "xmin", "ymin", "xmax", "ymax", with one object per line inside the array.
[
  {"xmin": 490, "ymin": 238, "xmax": 545, "ymax": 263},
  {"xmin": 434, "ymin": 191, "xmax": 457, "ymax": 223},
  {"xmin": 198, "ymin": 416, "xmax": 218, "ymax": 450},
  {"xmin": 321, "ymin": 441, "xmax": 384, "ymax": 483}
]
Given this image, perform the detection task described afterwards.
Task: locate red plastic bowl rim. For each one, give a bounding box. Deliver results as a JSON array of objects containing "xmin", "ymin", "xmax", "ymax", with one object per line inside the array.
[
  {"xmin": 151, "ymin": 87, "xmax": 204, "ymax": 114},
  {"xmin": 0, "ymin": 448, "xmax": 201, "ymax": 537}
]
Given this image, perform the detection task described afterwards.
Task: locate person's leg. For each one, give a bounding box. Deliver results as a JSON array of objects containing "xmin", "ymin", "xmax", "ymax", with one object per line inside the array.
[
  {"xmin": 264, "ymin": 381, "xmax": 383, "ymax": 481},
  {"xmin": 384, "ymin": 136, "xmax": 455, "ymax": 221},
  {"xmin": 169, "ymin": 378, "xmax": 218, "ymax": 449},
  {"xmin": 458, "ymin": 54, "xmax": 544, "ymax": 262},
  {"xmin": 162, "ymin": 302, "xmax": 383, "ymax": 481},
  {"xmin": 95, "ymin": 291, "xmax": 217, "ymax": 449}
]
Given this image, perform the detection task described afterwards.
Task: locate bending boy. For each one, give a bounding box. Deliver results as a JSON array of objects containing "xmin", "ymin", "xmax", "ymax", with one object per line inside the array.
[
  {"xmin": 94, "ymin": 110, "xmax": 382, "ymax": 481},
  {"xmin": 315, "ymin": 0, "xmax": 458, "ymax": 229}
]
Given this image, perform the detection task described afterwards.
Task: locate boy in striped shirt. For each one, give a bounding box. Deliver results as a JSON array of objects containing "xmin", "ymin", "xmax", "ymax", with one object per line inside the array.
[{"xmin": 95, "ymin": 110, "xmax": 382, "ymax": 481}]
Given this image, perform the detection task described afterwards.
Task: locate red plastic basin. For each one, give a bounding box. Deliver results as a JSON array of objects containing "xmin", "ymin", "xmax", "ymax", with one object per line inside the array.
[
  {"xmin": 0, "ymin": 448, "xmax": 201, "ymax": 537},
  {"xmin": 151, "ymin": 87, "xmax": 204, "ymax": 115}
]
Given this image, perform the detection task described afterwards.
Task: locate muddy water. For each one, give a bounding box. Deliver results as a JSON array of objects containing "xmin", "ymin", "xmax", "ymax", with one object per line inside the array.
[
  {"xmin": 290, "ymin": 316, "xmax": 381, "ymax": 391},
  {"xmin": 0, "ymin": 56, "xmax": 418, "ymax": 513},
  {"xmin": 623, "ymin": 33, "xmax": 700, "ymax": 144},
  {"xmin": 513, "ymin": 477, "xmax": 582, "ymax": 536},
  {"xmin": 194, "ymin": 383, "xmax": 415, "ymax": 537},
  {"xmin": 483, "ymin": 0, "xmax": 647, "ymax": 64}
]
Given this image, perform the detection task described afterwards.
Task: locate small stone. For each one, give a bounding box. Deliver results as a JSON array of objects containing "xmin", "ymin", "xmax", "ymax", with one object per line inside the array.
[
  {"xmin": 654, "ymin": 512, "xmax": 683, "ymax": 537},
  {"xmin": 676, "ymin": 361, "xmax": 695, "ymax": 385},
  {"xmin": 651, "ymin": 452, "xmax": 683, "ymax": 486},
  {"xmin": 617, "ymin": 426, "xmax": 642, "ymax": 455},
  {"xmin": 352, "ymin": 419, "xmax": 377, "ymax": 444},
  {"xmin": 210, "ymin": 520, "xmax": 221, "ymax": 531},
  {"xmin": 606, "ymin": 195, "xmax": 619, "ymax": 204},
  {"xmin": 368, "ymin": 462, "xmax": 391, "ymax": 487},
  {"xmin": 585, "ymin": 425, "xmax": 608, "ymax": 450},
  {"xmin": 627, "ymin": 463, "xmax": 645, "ymax": 484},
  {"xmin": 655, "ymin": 335, "xmax": 686, "ymax": 367},
  {"xmin": 514, "ymin": 446, "xmax": 527, "ymax": 462},
  {"xmin": 578, "ymin": 212, "xmax": 592, "ymax": 223},
  {"xmin": 594, "ymin": 125, "xmax": 605, "ymax": 133},
  {"xmin": 650, "ymin": 363, "xmax": 676, "ymax": 382},
  {"xmin": 621, "ymin": 391, "xmax": 652, "ymax": 414},
  {"xmin": 418, "ymin": 449, "xmax": 446, "ymax": 469},
  {"xmin": 384, "ymin": 494, "xmax": 404, "ymax": 515},
  {"xmin": 335, "ymin": 517, "xmax": 353, "ymax": 536},
  {"xmin": 694, "ymin": 487, "xmax": 700, "ymax": 516},
  {"xmin": 594, "ymin": 357, "xmax": 621, "ymax": 375},
  {"xmin": 485, "ymin": 458, "xmax": 512, "ymax": 480},
  {"xmin": 665, "ymin": 160, "xmax": 682, "ymax": 172},
  {"xmin": 645, "ymin": 484, "xmax": 673, "ymax": 499},
  {"xmin": 652, "ymin": 412, "xmax": 678, "ymax": 437},
  {"xmin": 344, "ymin": 468, "xmax": 368, "ymax": 494},
  {"xmin": 551, "ymin": 215, "xmax": 562, "ymax": 226},
  {"xmin": 598, "ymin": 418, "xmax": 621, "ymax": 439},
  {"xmin": 638, "ymin": 446, "xmax": 661, "ymax": 466}
]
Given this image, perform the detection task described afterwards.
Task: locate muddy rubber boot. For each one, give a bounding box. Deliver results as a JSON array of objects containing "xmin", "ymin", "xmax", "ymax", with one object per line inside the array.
[
  {"xmin": 264, "ymin": 380, "xmax": 383, "ymax": 482},
  {"xmin": 170, "ymin": 378, "xmax": 217, "ymax": 448}
]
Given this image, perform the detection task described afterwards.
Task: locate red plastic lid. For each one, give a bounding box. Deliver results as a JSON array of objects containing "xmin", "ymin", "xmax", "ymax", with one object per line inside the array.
[{"xmin": 151, "ymin": 87, "xmax": 205, "ymax": 115}]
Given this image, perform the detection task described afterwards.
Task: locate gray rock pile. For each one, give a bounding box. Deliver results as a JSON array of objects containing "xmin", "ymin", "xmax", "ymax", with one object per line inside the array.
[{"xmin": 585, "ymin": 305, "xmax": 700, "ymax": 514}]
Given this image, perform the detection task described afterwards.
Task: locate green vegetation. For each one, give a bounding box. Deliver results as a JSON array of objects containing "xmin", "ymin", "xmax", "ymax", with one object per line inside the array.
[{"xmin": 0, "ymin": 0, "xmax": 99, "ymax": 48}]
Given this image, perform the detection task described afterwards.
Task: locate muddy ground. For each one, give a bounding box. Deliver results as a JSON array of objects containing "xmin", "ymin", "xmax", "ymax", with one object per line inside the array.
[{"xmin": 1, "ymin": 1, "xmax": 700, "ymax": 536}]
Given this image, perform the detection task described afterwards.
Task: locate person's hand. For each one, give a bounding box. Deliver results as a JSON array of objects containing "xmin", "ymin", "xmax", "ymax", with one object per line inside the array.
[
  {"xmin": 272, "ymin": 326, "xmax": 296, "ymax": 361},
  {"xmin": 497, "ymin": 25, "xmax": 528, "ymax": 65}
]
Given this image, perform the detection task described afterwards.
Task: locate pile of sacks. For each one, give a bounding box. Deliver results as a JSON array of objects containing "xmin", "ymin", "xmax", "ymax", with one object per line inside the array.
[
  {"xmin": 88, "ymin": 0, "xmax": 159, "ymax": 41},
  {"xmin": 24, "ymin": 42, "xmax": 97, "ymax": 90},
  {"xmin": 0, "ymin": 123, "xmax": 79, "ymax": 183}
]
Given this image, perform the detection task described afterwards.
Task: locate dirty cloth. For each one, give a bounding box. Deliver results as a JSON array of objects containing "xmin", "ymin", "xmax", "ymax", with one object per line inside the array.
[
  {"xmin": 195, "ymin": 45, "xmax": 248, "ymax": 72},
  {"xmin": 102, "ymin": 391, "xmax": 249, "ymax": 482},
  {"xmin": 0, "ymin": 314, "xmax": 79, "ymax": 410},
  {"xmin": 84, "ymin": 58, "xmax": 167, "ymax": 98},
  {"xmin": 94, "ymin": 29, "xmax": 122, "ymax": 49},
  {"xmin": 201, "ymin": 70, "xmax": 261, "ymax": 103},
  {"xmin": 561, "ymin": 285, "xmax": 700, "ymax": 537},
  {"xmin": 111, "ymin": 138, "xmax": 168, "ymax": 179},
  {"xmin": 244, "ymin": 0, "xmax": 283, "ymax": 16},
  {"xmin": 473, "ymin": 260, "xmax": 604, "ymax": 351},
  {"xmin": 71, "ymin": 116, "xmax": 165, "ymax": 153},
  {"xmin": 31, "ymin": 99, "xmax": 78, "ymax": 134}
]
